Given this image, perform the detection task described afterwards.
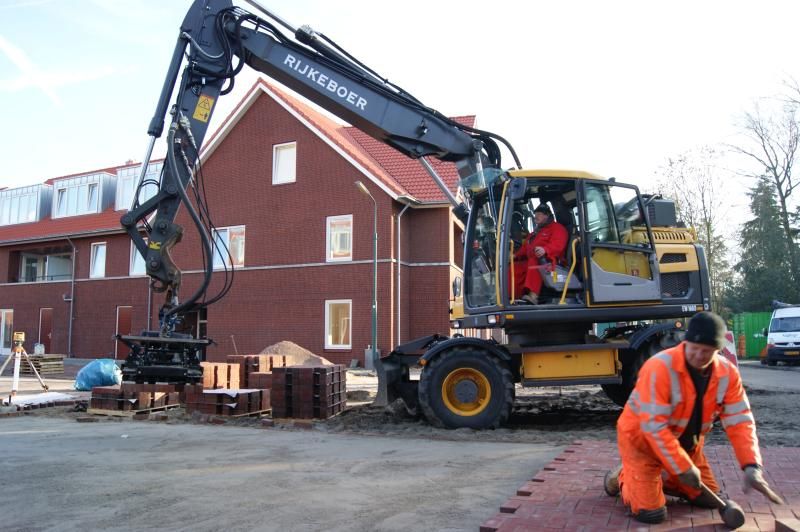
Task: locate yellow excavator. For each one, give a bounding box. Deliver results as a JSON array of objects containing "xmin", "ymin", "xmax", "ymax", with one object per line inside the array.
[{"xmin": 120, "ymin": 0, "xmax": 710, "ymax": 429}]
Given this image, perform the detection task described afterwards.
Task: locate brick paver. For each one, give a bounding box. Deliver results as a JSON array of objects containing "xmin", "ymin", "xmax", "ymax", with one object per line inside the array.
[{"xmin": 481, "ymin": 441, "xmax": 800, "ymax": 531}]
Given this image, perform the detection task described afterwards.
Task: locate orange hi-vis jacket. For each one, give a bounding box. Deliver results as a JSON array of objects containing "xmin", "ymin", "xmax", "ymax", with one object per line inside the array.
[{"xmin": 617, "ymin": 342, "xmax": 761, "ymax": 476}]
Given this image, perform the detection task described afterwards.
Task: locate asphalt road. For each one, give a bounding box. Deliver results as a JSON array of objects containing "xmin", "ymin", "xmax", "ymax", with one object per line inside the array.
[{"xmin": 739, "ymin": 361, "xmax": 800, "ymax": 391}]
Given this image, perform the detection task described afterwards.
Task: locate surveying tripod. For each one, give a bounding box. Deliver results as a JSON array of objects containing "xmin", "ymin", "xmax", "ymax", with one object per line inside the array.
[{"xmin": 0, "ymin": 332, "xmax": 48, "ymax": 405}]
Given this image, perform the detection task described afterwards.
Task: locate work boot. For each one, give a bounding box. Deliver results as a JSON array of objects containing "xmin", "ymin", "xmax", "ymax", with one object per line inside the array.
[
  {"xmin": 604, "ymin": 465, "xmax": 622, "ymax": 497},
  {"xmin": 633, "ymin": 506, "xmax": 667, "ymax": 524}
]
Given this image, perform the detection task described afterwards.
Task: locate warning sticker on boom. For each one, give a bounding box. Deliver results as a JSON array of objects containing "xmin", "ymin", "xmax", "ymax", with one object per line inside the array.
[{"xmin": 193, "ymin": 94, "xmax": 215, "ymax": 123}]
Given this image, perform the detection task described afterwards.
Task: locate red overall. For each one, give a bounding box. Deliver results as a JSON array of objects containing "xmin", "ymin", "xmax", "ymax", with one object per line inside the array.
[{"xmin": 512, "ymin": 221, "xmax": 568, "ymax": 298}]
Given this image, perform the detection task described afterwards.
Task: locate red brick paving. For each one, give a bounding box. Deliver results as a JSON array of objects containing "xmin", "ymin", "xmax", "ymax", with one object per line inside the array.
[{"xmin": 481, "ymin": 441, "xmax": 800, "ymax": 531}]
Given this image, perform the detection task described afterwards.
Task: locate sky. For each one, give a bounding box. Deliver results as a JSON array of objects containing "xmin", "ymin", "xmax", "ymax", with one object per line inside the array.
[{"xmin": 2, "ymin": 0, "xmax": 799, "ymax": 221}]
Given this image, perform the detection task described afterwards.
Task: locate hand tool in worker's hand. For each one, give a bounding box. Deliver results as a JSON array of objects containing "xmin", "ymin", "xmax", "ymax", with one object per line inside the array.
[{"xmin": 699, "ymin": 482, "xmax": 746, "ymax": 530}]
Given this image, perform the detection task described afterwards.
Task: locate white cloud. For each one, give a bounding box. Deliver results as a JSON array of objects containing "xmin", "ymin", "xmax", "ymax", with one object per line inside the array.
[
  {"xmin": 0, "ymin": 0, "xmax": 56, "ymax": 9},
  {"xmin": 0, "ymin": 35, "xmax": 123, "ymax": 106},
  {"xmin": 0, "ymin": 34, "xmax": 60, "ymax": 104}
]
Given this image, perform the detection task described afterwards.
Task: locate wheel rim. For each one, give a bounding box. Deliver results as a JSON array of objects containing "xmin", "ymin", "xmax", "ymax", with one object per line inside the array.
[{"xmin": 441, "ymin": 368, "xmax": 491, "ymax": 416}]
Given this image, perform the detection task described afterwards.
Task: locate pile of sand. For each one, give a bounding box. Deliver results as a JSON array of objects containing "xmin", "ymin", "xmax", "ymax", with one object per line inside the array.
[{"xmin": 259, "ymin": 340, "xmax": 334, "ymax": 367}]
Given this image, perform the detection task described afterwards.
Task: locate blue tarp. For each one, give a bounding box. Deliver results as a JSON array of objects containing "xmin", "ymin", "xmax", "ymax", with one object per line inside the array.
[{"xmin": 74, "ymin": 359, "xmax": 122, "ymax": 391}]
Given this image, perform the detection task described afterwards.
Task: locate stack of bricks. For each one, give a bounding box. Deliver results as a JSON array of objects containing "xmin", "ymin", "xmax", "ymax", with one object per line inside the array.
[
  {"xmin": 226, "ymin": 354, "xmax": 285, "ymax": 389},
  {"xmin": 89, "ymin": 383, "xmax": 183, "ymax": 412},
  {"xmin": 200, "ymin": 361, "xmax": 241, "ymax": 389},
  {"xmin": 271, "ymin": 365, "xmax": 346, "ymax": 419},
  {"xmin": 183, "ymin": 384, "xmax": 270, "ymax": 416}
]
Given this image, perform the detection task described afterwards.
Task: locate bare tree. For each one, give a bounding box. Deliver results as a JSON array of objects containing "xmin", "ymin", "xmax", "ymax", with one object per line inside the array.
[
  {"xmin": 657, "ymin": 146, "xmax": 730, "ymax": 311},
  {"xmin": 731, "ymin": 100, "xmax": 800, "ymax": 284}
]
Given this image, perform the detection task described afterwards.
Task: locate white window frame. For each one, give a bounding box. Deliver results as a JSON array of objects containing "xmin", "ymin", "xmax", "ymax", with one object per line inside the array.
[
  {"xmin": 20, "ymin": 254, "xmax": 46, "ymax": 282},
  {"xmin": 116, "ymin": 163, "xmax": 162, "ymax": 211},
  {"xmin": 272, "ymin": 141, "xmax": 297, "ymax": 185},
  {"xmin": 324, "ymin": 299, "xmax": 352, "ymax": 350},
  {"xmin": 212, "ymin": 225, "xmax": 246, "ymax": 270},
  {"xmin": 326, "ymin": 214, "xmax": 353, "ymax": 262},
  {"xmin": 0, "ymin": 188, "xmax": 38, "ymax": 226},
  {"xmin": 129, "ymin": 241, "xmax": 147, "ymax": 277},
  {"xmin": 53, "ymin": 179, "xmax": 101, "ymax": 218},
  {"xmin": 90, "ymin": 242, "xmax": 107, "ymax": 279}
]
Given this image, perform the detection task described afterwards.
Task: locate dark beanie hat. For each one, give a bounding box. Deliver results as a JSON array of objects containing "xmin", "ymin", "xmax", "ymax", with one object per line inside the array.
[
  {"xmin": 685, "ymin": 311, "xmax": 726, "ymax": 349},
  {"xmin": 534, "ymin": 204, "xmax": 552, "ymax": 216}
]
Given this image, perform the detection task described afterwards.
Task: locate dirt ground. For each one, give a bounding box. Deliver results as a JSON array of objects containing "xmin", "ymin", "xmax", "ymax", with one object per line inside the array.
[{"xmin": 331, "ymin": 365, "xmax": 800, "ymax": 447}]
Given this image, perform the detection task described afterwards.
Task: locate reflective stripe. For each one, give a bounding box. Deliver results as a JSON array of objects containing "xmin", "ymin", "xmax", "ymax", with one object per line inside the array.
[
  {"xmin": 642, "ymin": 420, "xmax": 668, "ymax": 433},
  {"xmin": 669, "ymin": 418, "xmax": 689, "ymax": 428},
  {"xmin": 638, "ymin": 401, "xmax": 672, "ymax": 416},
  {"xmin": 701, "ymin": 421, "xmax": 714, "ymax": 433},
  {"xmin": 653, "ymin": 435, "xmax": 681, "ymax": 474},
  {"xmin": 723, "ymin": 399, "xmax": 750, "ymax": 415},
  {"xmin": 653, "ymin": 352, "xmax": 681, "ymax": 406},
  {"xmin": 716, "ymin": 374, "xmax": 729, "ymax": 404},
  {"xmin": 721, "ymin": 412, "xmax": 754, "ymax": 428}
]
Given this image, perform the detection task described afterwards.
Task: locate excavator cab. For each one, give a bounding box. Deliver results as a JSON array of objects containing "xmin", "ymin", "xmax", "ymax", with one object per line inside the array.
[{"xmin": 453, "ymin": 170, "xmax": 707, "ymax": 330}]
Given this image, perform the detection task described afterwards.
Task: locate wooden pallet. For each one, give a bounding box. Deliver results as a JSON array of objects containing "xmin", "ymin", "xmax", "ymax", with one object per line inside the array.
[
  {"xmin": 86, "ymin": 404, "xmax": 181, "ymax": 417},
  {"xmin": 19, "ymin": 355, "xmax": 65, "ymax": 375},
  {"xmin": 227, "ymin": 409, "xmax": 271, "ymax": 418}
]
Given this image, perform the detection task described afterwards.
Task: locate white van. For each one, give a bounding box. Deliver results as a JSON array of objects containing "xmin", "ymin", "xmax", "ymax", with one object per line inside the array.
[{"xmin": 765, "ymin": 302, "xmax": 800, "ymax": 366}]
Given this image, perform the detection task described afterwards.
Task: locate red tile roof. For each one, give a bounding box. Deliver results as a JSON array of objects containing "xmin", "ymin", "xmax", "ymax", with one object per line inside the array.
[
  {"xmin": 259, "ymin": 80, "xmax": 408, "ymax": 197},
  {"xmin": 262, "ymin": 80, "xmax": 474, "ymax": 203},
  {"xmin": 0, "ymin": 207, "xmax": 124, "ymax": 245}
]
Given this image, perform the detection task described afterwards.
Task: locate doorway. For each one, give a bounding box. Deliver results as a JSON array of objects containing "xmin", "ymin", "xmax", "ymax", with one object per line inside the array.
[
  {"xmin": 115, "ymin": 306, "xmax": 133, "ymax": 359},
  {"xmin": 0, "ymin": 309, "xmax": 13, "ymax": 355},
  {"xmin": 39, "ymin": 307, "xmax": 53, "ymax": 354}
]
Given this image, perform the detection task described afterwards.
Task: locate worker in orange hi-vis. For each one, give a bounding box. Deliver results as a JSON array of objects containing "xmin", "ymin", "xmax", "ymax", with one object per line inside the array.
[{"xmin": 603, "ymin": 311, "xmax": 784, "ymax": 524}]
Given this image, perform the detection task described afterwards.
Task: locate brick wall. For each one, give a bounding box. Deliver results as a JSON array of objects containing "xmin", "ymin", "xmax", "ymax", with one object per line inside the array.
[{"xmin": 0, "ymin": 91, "xmax": 458, "ymax": 364}]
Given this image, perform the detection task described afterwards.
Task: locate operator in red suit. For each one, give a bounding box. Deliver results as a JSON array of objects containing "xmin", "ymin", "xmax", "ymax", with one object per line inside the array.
[{"xmin": 514, "ymin": 204, "xmax": 569, "ymax": 305}]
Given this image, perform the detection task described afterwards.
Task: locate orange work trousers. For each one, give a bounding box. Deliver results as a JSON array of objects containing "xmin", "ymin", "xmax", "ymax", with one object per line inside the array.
[{"xmin": 617, "ymin": 435, "xmax": 719, "ymax": 513}]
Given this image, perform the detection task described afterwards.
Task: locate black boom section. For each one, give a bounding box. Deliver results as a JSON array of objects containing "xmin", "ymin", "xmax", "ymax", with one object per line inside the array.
[{"xmin": 237, "ymin": 34, "xmax": 477, "ymax": 164}]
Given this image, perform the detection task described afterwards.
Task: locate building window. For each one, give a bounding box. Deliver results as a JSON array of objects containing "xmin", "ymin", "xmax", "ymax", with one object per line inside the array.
[
  {"xmin": 325, "ymin": 299, "xmax": 351, "ymax": 349},
  {"xmin": 54, "ymin": 178, "xmax": 101, "ymax": 218},
  {"xmin": 21, "ymin": 255, "xmax": 45, "ymax": 282},
  {"xmin": 19, "ymin": 253, "xmax": 71, "ymax": 282},
  {"xmin": 272, "ymin": 142, "xmax": 296, "ymax": 185},
  {"xmin": 90, "ymin": 242, "xmax": 106, "ymax": 278},
  {"xmin": 0, "ymin": 187, "xmax": 38, "ymax": 226},
  {"xmin": 130, "ymin": 242, "xmax": 147, "ymax": 276},
  {"xmin": 116, "ymin": 163, "xmax": 162, "ymax": 211},
  {"xmin": 212, "ymin": 226, "xmax": 246, "ymax": 269},
  {"xmin": 326, "ymin": 215, "xmax": 352, "ymax": 262}
]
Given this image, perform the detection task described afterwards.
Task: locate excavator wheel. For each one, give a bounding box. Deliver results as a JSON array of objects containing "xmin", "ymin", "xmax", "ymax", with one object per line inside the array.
[
  {"xmin": 602, "ymin": 332, "xmax": 681, "ymax": 407},
  {"xmin": 418, "ymin": 347, "xmax": 513, "ymax": 429}
]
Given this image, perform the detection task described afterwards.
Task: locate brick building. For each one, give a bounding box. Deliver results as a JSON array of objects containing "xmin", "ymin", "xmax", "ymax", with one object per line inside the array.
[{"xmin": 0, "ymin": 80, "xmax": 467, "ymax": 366}]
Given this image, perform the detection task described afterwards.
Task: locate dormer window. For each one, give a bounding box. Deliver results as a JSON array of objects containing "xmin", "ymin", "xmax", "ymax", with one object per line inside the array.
[
  {"xmin": 0, "ymin": 186, "xmax": 41, "ymax": 226},
  {"xmin": 116, "ymin": 163, "xmax": 162, "ymax": 211},
  {"xmin": 52, "ymin": 174, "xmax": 107, "ymax": 218}
]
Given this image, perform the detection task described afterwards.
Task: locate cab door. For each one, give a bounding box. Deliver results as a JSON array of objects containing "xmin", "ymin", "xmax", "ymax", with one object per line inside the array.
[{"xmin": 581, "ymin": 181, "xmax": 661, "ymax": 304}]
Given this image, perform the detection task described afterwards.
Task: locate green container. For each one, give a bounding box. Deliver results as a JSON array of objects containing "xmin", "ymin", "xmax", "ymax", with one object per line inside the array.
[{"xmin": 732, "ymin": 311, "xmax": 772, "ymax": 359}]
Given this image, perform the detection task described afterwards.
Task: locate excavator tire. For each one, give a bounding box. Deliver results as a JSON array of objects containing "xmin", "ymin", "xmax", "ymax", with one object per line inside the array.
[
  {"xmin": 602, "ymin": 332, "xmax": 681, "ymax": 407},
  {"xmin": 602, "ymin": 342, "xmax": 654, "ymax": 407},
  {"xmin": 418, "ymin": 347, "xmax": 513, "ymax": 429}
]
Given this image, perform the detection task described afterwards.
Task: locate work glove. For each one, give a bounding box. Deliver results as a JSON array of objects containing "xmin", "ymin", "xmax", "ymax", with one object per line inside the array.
[
  {"xmin": 677, "ymin": 464, "xmax": 702, "ymax": 490},
  {"xmin": 743, "ymin": 466, "xmax": 784, "ymax": 504}
]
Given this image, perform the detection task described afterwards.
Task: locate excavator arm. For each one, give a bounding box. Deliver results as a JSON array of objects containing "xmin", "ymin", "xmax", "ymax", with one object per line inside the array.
[{"xmin": 121, "ymin": 0, "xmax": 518, "ymax": 330}]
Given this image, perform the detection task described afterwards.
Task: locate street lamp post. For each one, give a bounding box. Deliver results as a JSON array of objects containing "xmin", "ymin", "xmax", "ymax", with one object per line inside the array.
[{"xmin": 354, "ymin": 181, "xmax": 378, "ymax": 370}]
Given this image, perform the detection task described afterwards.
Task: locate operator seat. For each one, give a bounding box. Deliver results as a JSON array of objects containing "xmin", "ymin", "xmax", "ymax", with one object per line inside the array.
[{"xmin": 539, "ymin": 202, "xmax": 582, "ymax": 297}]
